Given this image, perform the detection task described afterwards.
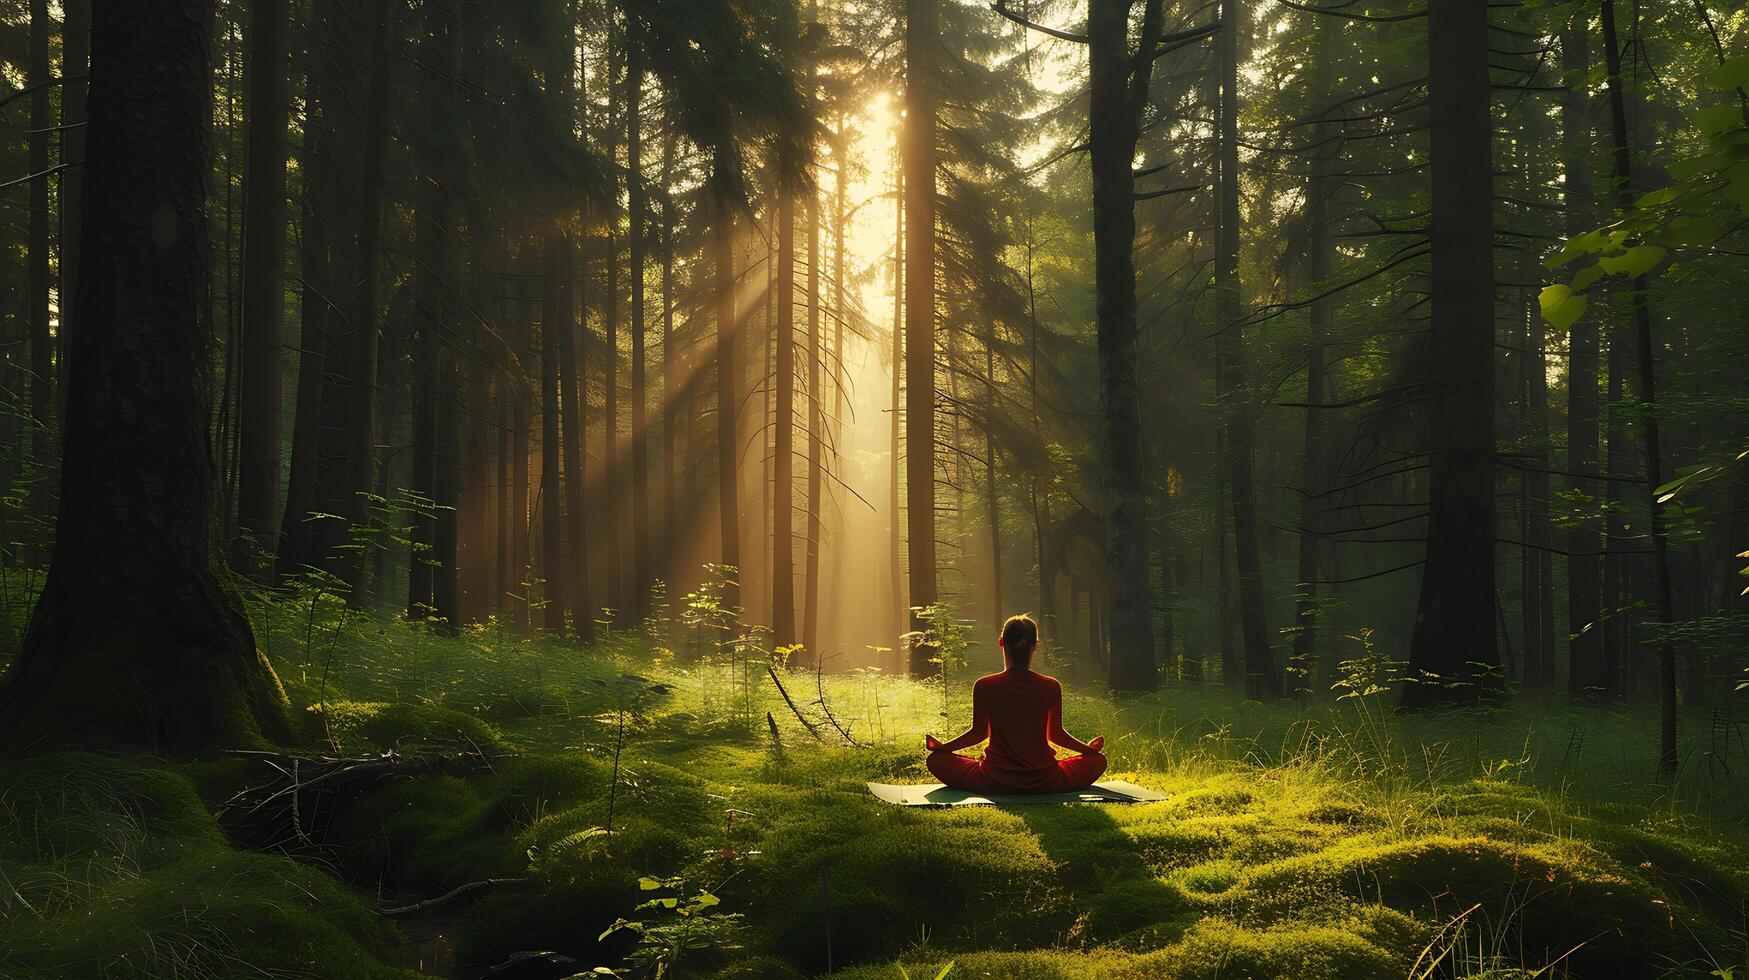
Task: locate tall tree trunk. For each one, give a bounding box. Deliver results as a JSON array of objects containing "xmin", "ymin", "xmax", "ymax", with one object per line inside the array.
[
  {"xmin": 408, "ymin": 233, "xmax": 441, "ymax": 619},
  {"xmin": 986, "ymin": 332, "xmax": 1002, "ymax": 630},
  {"xmin": 340, "ymin": 0, "xmax": 393, "ymax": 590},
  {"xmin": 1216, "ymin": 438, "xmax": 1240, "ymax": 687},
  {"xmin": 236, "ymin": 0, "xmax": 290, "ymax": 568},
  {"xmin": 626, "ymin": 26, "xmax": 650, "ymax": 621},
  {"xmin": 804, "ymin": 186, "xmax": 823, "ymax": 658},
  {"xmin": 1523, "ymin": 248, "xmax": 1554, "ymax": 692},
  {"xmin": 603, "ymin": 234, "xmax": 623, "ymax": 620},
  {"xmin": 409, "ymin": 0, "xmax": 457, "ymax": 620},
  {"xmin": 1023, "ymin": 232, "xmax": 1055, "ymax": 644},
  {"xmin": 1294, "ymin": 341, "xmax": 1325, "ymax": 691},
  {"xmin": 829, "ymin": 112, "xmax": 849, "ymax": 645},
  {"xmin": 368, "ymin": 286, "xmax": 407, "ymax": 602},
  {"xmin": 512, "ymin": 256, "xmax": 533, "ymax": 630},
  {"xmin": 1293, "ymin": 53, "xmax": 1333, "ymax": 693},
  {"xmin": 1600, "ymin": 0, "xmax": 1678, "ymax": 771},
  {"xmin": 711, "ymin": 161, "xmax": 740, "ymax": 605},
  {"xmin": 1088, "ymin": 0, "xmax": 1158, "ymax": 691},
  {"xmin": 1216, "ymin": 0, "xmax": 1277, "ymax": 698},
  {"xmin": 1403, "ymin": 0, "xmax": 1498, "ymax": 706},
  {"xmin": 27, "ymin": 0, "xmax": 54, "ymax": 527},
  {"xmin": 1560, "ymin": 10, "xmax": 1603, "ymax": 697},
  {"xmin": 902, "ymin": 0, "xmax": 937, "ymax": 674},
  {"xmin": 0, "ymin": 0, "xmax": 291, "ymax": 752},
  {"xmin": 433, "ymin": 350, "xmax": 460, "ymax": 630},
  {"xmin": 559, "ymin": 237, "xmax": 593, "ymax": 639},
  {"xmin": 216, "ymin": 13, "xmax": 241, "ymax": 540},
  {"xmin": 540, "ymin": 238, "xmax": 568, "ymax": 633},
  {"xmin": 1603, "ymin": 326, "xmax": 1627, "ymax": 692},
  {"xmin": 277, "ymin": 5, "xmax": 335, "ymax": 577},
  {"xmin": 497, "ymin": 375, "xmax": 512, "ymax": 614},
  {"xmin": 773, "ymin": 193, "xmax": 798, "ymax": 647},
  {"xmin": 292, "ymin": 0, "xmax": 389, "ymax": 588},
  {"xmin": 56, "ymin": 0, "xmax": 89, "ymax": 413},
  {"xmin": 660, "ymin": 132, "xmax": 678, "ymax": 584},
  {"xmin": 1157, "ymin": 497, "xmax": 1176, "ymax": 677},
  {"xmin": 890, "ymin": 160, "xmax": 906, "ymax": 655}
]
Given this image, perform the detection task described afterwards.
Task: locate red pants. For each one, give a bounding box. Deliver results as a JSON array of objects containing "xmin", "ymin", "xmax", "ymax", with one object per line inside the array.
[{"xmin": 927, "ymin": 751, "xmax": 1108, "ymax": 794}]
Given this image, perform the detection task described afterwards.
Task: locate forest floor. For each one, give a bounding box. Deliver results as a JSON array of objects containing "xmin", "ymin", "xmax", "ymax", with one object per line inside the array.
[{"xmin": 3, "ymin": 604, "xmax": 1748, "ymax": 979}]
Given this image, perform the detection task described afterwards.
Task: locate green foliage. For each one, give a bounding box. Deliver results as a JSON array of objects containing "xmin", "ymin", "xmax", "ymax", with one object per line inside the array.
[
  {"xmin": 597, "ymin": 875, "xmax": 746, "ymax": 977},
  {"xmin": 1545, "ymin": 67, "xmax": 1749, "ymax": 310},
  {"xmin": 904, "ymin": 602, "xmax": 971, "ymax": 722},
  {"xmin": 13, "ymin": 598, "xmax": 1749, "ymax": 978},
  {"xmin": 0, "ymin": 755, "xmax": 415, "ymax": 979}
]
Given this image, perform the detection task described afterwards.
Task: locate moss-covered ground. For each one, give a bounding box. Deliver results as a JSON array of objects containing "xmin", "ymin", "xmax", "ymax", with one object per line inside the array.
[{"xmin": 2, "ymin": 604, "xmax": 1746, "ymax": 978}]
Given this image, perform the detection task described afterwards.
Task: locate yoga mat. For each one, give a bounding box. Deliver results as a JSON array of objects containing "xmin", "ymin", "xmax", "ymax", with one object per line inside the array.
[{"xmin": 866, "ymin": 779, "xmax": 1166, "ymax": 807}]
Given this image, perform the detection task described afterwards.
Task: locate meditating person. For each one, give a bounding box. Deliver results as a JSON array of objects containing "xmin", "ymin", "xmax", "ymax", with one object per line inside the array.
[{"xmin": 925, "ymin": 614, "xmax": 1108, "ymax": 794}]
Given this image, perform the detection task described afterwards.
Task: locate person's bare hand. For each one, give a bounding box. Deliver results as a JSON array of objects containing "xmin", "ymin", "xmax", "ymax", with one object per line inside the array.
[
  {"xmin": 1088, "ymin": 735, "xmax": 1105, "ymax": 753},
  {"xmin": 925, "ymin": 734, "xmax": 944, "ymax": 752}
]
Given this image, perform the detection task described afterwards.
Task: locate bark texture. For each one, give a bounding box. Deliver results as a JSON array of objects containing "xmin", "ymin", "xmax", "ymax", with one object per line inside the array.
[
  {"xmin": 1403, "ymin": 0, "xmax": 1499, "ymax": 706},
  {"xmin": 0, "ymin": 0, "xmax": 291, "ymax": 752}
]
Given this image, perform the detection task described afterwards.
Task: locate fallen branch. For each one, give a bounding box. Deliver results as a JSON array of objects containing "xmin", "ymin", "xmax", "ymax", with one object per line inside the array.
[
  {"xmin": 766, "ymin": 666, "xmax": 826, "ymax": 742},
  {"xmin": 815, "ymin": 655, "xmax": 865, "ymax": 748},
  {"xmin": 378, "ymin": 877, "xmax": 529, "ymax": 916}
]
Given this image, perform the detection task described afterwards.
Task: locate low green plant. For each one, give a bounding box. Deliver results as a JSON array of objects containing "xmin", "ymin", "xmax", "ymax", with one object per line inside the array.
[
  {"xmin": 904, "ymin": 602, "xmax": 969, "ymax": 723},
  {"xmin": 598, "ymin": 874, "xmax": 744, "ymax": 978}
]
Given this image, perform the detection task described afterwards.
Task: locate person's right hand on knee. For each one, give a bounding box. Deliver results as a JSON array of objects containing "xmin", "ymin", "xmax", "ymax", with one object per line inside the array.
[{"xmin": 925, "ymin": 734, "xmax": 945, "ymax": 753}]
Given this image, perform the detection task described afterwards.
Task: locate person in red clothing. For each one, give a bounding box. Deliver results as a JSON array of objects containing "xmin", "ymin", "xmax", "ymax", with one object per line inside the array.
[{"xmin": 924, "ymin": 614, "xmax": 1108, "ymax": 793}]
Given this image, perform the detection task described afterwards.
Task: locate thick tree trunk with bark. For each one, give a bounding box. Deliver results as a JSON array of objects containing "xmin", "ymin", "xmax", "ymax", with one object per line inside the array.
[
  {"xmin": 0, "ymin": 0, "xmax": 291, "ymax": 752},
  {"xmin": 660, "ymin": 133, "xmax": 678, "ymax": 584},
  {"xmin": 510, "ymin": 256, "xmax": 533, "ymax": 630},
  {"xmin": 1567, "ymin": 15, "xmax": 1602, "ymax": 696},
  {"xmin": 559, "ymin": 237, "xmax": 592, "ymax": 639},
  {"xmin": 540, "ymin": 238, "xmax": 568, "ymax": 633},
  {"xmin": 275, "ymin": 4, "xmax": 333, "ymax": 577},
  {"xmin": 433, "ymin": 352, "xmax": 460, "ymax": 629},
  {"xmin": 773, "ymin": 193, "xmax": 798, "ymax": 647},
  {"xmin": 236, "ymin": 0, "xmax": 290, "ymax": 568},
  {"xmin": 890, "ymin": 160, "xmax": 905, "ymax": 653},
  {"xmin": 713, "ymin": 172, "xmax": 741, "ymax": 604},
  {"xmin": 1088, "ymin": 0, "xmax": 1156, "ymax": 691},
  {"xmin": 1403, "ymin": 0, "xmax": 1498, "ymax": 706},
  {"xmin": 1292, "ymin": 26, "xmax": 1333, "ymax": 692},
  {"xmin": 627, "ymin": 31, "xmax": 651, "ymax": 621},
  {"xmin": 602, "ymin": 234, "xmax": 624, "ymax": 620},
  {"xmin": 986, "ymin": 335, "xmax": 1002, "ymax": 630},
  {"xmin": 1216, "ymin": 0, "xmax": 1277, "ymax": 698},
  {"xmin": 56, "ymin": 0, "xmax": 89, "ymax": 410},
  {"xmin": 27, "ymin": 0, "xmax": 54, "ymax": 524},
  {"xmin": 804, "ymin": 190, "xmax": 823, "ymax": 659},
  {"xmin": 408, "ymin": 232, "xmax": 441, "ymax": 619},
  {"xmin": 1600, "ymin": 0, "xmax": 1678, "ymax": 771},
  {"xmin": 340, "ymin": 0, "xmax": 393, "ymax": 589},
  {"xmin": 903, "ymin": 0, "xmax": 937, "ymax": 674},
  {"xmin": 286, "ymin": 0, "xmax": 390, "ymax": 587}
]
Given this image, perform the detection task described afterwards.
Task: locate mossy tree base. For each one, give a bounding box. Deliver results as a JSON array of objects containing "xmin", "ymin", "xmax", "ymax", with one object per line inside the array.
[{"xmin": 0, "ymin": 0, "xmax": 289, "ymax": 755}]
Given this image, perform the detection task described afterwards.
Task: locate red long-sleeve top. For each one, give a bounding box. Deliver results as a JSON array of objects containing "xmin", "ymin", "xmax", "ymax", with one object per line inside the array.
[{"xmin": 940, "ymin": 669, "xmax": 1093, "ymax": 790}]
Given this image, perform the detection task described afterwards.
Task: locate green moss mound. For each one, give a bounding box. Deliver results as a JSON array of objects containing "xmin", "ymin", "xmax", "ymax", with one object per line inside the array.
[
  {"xmin": 0, "ymin": 754, "xmax": 415, "ymax": 979},
  {"xmin": 323, "ymin": 699, "xmax": 510, "ymax": 755}
]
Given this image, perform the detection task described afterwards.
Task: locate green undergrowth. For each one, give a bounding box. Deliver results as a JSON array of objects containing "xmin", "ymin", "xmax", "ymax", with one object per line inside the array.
[
  {"xmin": 3, "ymin": 606, "xmax": 1747, "ymax": 977},
  {"xmin": 0, "ymin": 753, "xmax": 417, "ymax": 980}
]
